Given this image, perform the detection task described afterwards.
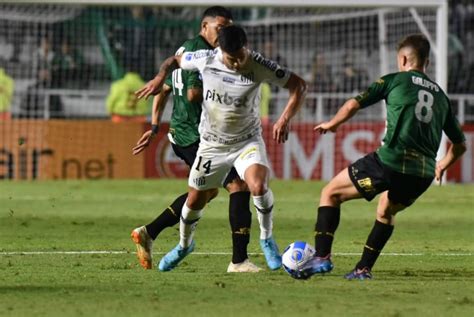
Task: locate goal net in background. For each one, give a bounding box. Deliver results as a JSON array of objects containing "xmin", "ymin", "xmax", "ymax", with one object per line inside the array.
[{"xmin": 0, "ymin": 1, "xmax": 472, "ymax": 182}]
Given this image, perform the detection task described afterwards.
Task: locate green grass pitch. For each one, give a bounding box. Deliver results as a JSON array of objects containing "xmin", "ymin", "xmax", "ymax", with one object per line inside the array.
[{"xmin": 0, "ymin": 179, "xmax": 473, "ymax": 316}]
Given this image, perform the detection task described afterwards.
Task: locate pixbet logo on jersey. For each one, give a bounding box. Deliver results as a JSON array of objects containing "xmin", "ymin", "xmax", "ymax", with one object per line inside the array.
[{"xmin": 204, "ymin": 90, "xmax": 258, "ymax": 108}]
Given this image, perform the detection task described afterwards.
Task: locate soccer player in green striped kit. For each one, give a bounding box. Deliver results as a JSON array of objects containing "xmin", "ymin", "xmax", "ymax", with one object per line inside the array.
[
  {"xmin": 131, "ymin": 7, "xmax": 269, "ymax": 273},
  {"xmin": 302, "ymin": 34, "xmax": 466, "ymax": 280}
]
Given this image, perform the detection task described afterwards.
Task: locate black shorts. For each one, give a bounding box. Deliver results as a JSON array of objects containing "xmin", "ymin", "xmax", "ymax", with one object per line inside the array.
[
  {"xmin": 171, "ymin": 141, "xmax": 199, "ymax": 168},
  {"xmin": 348, "ymin": 152, "xmax": 433, "ymax": 206},
  {"xmin": 171, "ymin": 141, "xmax": 242, "ymax": 188}
]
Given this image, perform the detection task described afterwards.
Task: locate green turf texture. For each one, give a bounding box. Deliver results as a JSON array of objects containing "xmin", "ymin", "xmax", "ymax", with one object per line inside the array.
[{"xmin": 0, "ymin": 179, "xmax": 473, "ymax": 317}]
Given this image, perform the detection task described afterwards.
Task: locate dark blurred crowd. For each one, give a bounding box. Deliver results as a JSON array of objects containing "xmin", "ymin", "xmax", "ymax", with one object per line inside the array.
[
  {"xmin": 0, "ymin": 3, "xmax": 472, "ymax": 120},
  {"xmin": 448, "ymin": 0, "xmax": 474, "ymax": 93}
]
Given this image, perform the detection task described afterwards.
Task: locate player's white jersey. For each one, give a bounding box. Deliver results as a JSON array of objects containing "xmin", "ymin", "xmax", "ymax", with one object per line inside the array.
[{"xmin": 180, "ymin": 47, "xmax": 290, "ymax": 146}]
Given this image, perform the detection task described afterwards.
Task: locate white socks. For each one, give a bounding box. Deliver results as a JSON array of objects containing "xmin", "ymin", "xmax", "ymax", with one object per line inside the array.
[
  {"xmin": 179, "ymin": 189, "xmax": 274, "ymax": 246},
  {"xmin": 179, "ymin": 201, "xmax": 203, "ymax": 248},
  {"xmin": 253, "ymin": 189, "xmax": 274, "ymax": 240}
]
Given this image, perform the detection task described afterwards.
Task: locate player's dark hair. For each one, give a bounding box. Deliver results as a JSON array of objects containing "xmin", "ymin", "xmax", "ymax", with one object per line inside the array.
[
  {"xmin": 397, "ymin": 34, "xmax": 430, "ymax": 66},
  {"xmin": 202, "ymin": 6, "xmax": 233, "ymax": 21},
  {"xmin": 218, "ymin": 25, "xmax": 247, "ymax": 54}
]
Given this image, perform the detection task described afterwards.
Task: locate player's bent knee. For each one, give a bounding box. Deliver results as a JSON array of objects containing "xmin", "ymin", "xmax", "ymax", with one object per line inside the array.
[
  {"xmin": 377, "ymin": 203, "xmax": 405, "ymax": 222},
  {"xmin": 320, "ymin": 185, "xmax": 342, "ymax": 206},
  {"xmin": 187, "ymin": 189, "xmax": 213, "ymax": 210},
  {"xmin": 248, "ymin": 182, "xmax": 267, "ymax": 196},
  {"xmin": 321, "ymin": 184, "xmax": 335, "ymax": 199}
]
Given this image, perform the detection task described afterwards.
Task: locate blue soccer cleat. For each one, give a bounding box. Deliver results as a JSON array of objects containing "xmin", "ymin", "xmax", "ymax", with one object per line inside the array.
[
  {"xmin": 297, "ymin": 255, "xmax": 334, "ymax": 279},
  {"xmin": 158, "ymin": 241, "xmax": 195, "ymax": 272},
  {"xmin": 310, "ymin": 255, "xmax": 334, "ymax": 273},
  {"xmin": 344, "ymin": 267, "xmax": 373, "ymax": 280},
  {"xmin": 260, "ymin": 237, "xmax": 282, "ymax": 270}
]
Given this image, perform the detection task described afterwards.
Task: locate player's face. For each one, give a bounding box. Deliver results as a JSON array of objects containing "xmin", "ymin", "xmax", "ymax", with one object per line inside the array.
[
  {"xmin": 222, "ymin": 48, "xmax": 250, "ymax": 72},
  {"xmin": 202, "ymin": 16, "xmax": 233, "ymax": 48}
]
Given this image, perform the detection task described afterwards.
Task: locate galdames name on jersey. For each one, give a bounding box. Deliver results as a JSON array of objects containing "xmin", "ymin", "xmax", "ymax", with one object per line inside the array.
[{"xmin": 411, "ymin": 76, "xmax": 440, "ymax": 92}]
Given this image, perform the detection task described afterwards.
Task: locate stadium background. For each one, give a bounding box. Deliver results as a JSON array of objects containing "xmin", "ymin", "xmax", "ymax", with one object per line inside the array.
[{"xmin": 0, "ymin": 0, "xmax": 472, "ymax": 182}]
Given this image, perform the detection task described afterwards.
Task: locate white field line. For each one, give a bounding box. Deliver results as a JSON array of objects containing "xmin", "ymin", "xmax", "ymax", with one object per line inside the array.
[{"xmin": 0, "ymin": 251, "xmax": 472, "ymax": 256}]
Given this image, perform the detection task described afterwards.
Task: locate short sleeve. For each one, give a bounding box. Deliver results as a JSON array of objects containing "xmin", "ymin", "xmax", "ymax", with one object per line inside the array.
[
  {"xmin": 265, "ymin": 66, "xmax": 291, "ymax": 88},
  {"xmin": 180, "ymin": 50, "xmax": 214, "ymax": 73},
  {"xmin": 253, "ymin": 53, "xmax": 290, "ymax": 87},
  {"xmin": 354, "ymin": 74, "xmax": 392, "ymax": 108}
]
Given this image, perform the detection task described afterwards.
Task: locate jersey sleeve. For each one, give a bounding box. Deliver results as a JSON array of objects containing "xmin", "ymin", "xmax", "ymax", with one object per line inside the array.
[
  {"xmin": 354, "ymin": 74, "xmax": 393, "ymax": 108},
  {"xmin": 443, "ymin": 100, "xmax": 466, "ymax": 144},
  {"xmin": 255, "ymin": 57, "xmax": 291, "ymax": 88},
  {"xmin": 174, "ymin": 41, "xmax": 203, "ymax": 89},
  {"xmin": 180, "ymin": 50, "xmax": 213, "ymax": 73},
  {"xmin": 267, "ymin": 67, "xmax": 291, "ymax": 87}
]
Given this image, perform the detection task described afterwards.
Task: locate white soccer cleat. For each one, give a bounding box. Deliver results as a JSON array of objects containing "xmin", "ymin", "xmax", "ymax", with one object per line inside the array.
[
  {"xmin": 131, "ymin": 226, "xmax": 153, "ymax": 269},
  {"xmin": 227, "ymin": 259, "xmax": 262, "ymax": 273}
]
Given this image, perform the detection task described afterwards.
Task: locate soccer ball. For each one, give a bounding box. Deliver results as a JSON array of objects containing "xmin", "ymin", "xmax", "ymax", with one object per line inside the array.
[{"xmin": 281, "ymin": 241, "xmax": 316, "ymax": 279}]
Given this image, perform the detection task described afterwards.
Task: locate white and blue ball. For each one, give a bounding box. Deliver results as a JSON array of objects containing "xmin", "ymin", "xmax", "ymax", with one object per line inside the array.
[{"xmin": 281, "ymin": 241, "xmax": 315, "ymax": 279}]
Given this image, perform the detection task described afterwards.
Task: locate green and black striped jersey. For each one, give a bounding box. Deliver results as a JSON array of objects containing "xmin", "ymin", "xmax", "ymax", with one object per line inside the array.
[
  {"xmin": 164, "ymin": 35, "xmax": 212, "ymax": 146},
  {"xmin": 355, "ymin": 70, "xmax": 465, "ymax": 178}
]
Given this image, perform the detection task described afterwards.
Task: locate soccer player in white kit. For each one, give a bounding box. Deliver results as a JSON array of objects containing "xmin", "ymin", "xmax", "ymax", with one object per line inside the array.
[{"xmin": 136, "ymin": 25, "xmax": 307, "ymax": 271}]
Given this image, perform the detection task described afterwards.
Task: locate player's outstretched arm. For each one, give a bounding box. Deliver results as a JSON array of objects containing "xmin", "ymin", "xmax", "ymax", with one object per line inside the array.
[
  {"xmin": 314, "ymin": 98, "xmax": 360, "ymax": 134},
  {"xmin": 132, "ymin": 85, "xmax": 172, "ymax": 156},
  {"xmin": 135, "ymin": 55, "xmax": 182, "ymax": 100},
  {"xmin": 435, "ymin": 142, "xmax": 467, "ymax": 184},
  {"xmin": 273, "ymin": 73, "xmax": 307, "ymax": 144},
  {"xmin": 151, "ymin": 84, "xmax": 172, "ymax": 129}
]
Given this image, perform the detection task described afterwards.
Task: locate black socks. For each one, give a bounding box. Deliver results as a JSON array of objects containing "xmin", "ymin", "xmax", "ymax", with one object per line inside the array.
[
  {"xmin": 145, "ymin": 193, "xmax": 187, "ymax": 240},
  {"xmin": 229, "ymin": 191, "xmax": 251, "ymax": 264},
  {"xmin": 356, "ymin": 220, "xmax": 394, "ymax": 270},
  {"xmin": 314, "ymin": 206, "xmax": 341, "ymax": 257}
]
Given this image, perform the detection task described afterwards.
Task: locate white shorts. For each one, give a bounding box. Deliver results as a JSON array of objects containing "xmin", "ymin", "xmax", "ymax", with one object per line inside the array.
[{"xmin": 188, "ymin": 135, "xmax": 270, "ymax": 190}]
